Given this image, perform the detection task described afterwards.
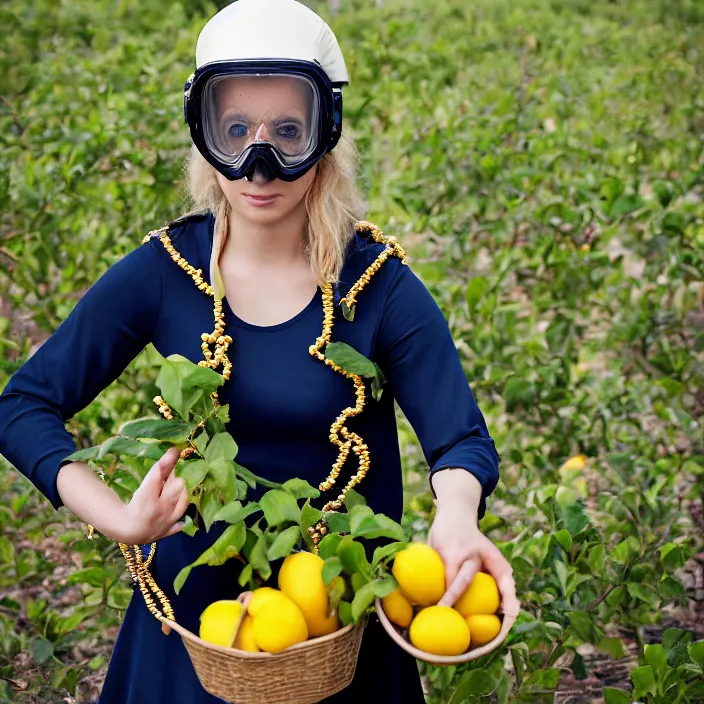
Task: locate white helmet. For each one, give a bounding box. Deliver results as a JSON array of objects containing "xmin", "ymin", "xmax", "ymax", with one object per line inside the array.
[{"xmin": 184, "ymin": 0, "xmax": 349, "ymax": 182}]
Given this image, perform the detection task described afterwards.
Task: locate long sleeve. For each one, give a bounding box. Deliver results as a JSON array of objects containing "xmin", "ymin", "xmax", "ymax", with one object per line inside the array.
[
  {"xmin": 374, "ymin": 262, "xmax": 501, "ymax": 518},
  {"xmin": 0, "ymin": 240, "xmax": 164, "ymax": 510}
]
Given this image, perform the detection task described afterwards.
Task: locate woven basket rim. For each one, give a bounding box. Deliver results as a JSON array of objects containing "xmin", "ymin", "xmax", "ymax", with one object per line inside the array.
[
  {"xmin": 160, "ymin": 616, "xmax": 361, "ymax": 659},
  {"xmin": 374, "ymin": 597, "xmax": 517, "ymax": 665}
]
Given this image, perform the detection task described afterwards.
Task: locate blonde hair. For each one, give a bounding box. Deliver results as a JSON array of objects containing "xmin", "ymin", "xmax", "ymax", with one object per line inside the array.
[{"xmin": 179, "ymin": 133, "xmax": 366, "ymax": 285}]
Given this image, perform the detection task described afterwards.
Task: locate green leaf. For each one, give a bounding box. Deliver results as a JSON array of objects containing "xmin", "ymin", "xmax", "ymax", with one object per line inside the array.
[
  {"xmin": 259, "ymin": 490, "xmax": 300, "ymax": 527},
  {"xmin": 687, "ymin": 641, "xmax": 704, "ymax": 669},
  {"xmin": 372, "ymin": 541, "xmax": 409, "ymax": 568},
  {"xmin": 282, "ymin": 478, "xmax": 320, "ymax": 499},
  {"xmin": 30, "ymin": 637, "xmax": 54, "ymax": 664},
  {"xmin": 610, "ymin": 194, "xmax": 646, "ymax": 219},
  {"xmin": 348, "ymin": 505, "xmax": 405, "ymax": 541},
  {"xmin": 156, "ymin": 355, "xmax": 224, "ymax": 418},
  {"xmin": 238, "ymin": 564, "xmax": 253, "ymax": 588},
  {"xmin": 338, "ymin": 601, "xmax": 353, "ymax": 626},
  {"xmin": 466, "ymin": 276, "xmax": 488, "ymax": 316},
  {"xmin": 340, "ymin": 301, "xmax": 356, "ymax": 321},
  {"xmin": 173, "ymin": 523, "xmax": 246, "ymax": 594},
  {"xmin": 660, "ymin": 543, "xmax": 686, "ymax": 570},
  {"xmin": 118, "ymin": 418, "xmax": 193, "ymax": 442},
  {"xmin": 653, "ymin": 180, "xmax": 676, "ymax": 208},
  {"xmin": 267, "ymin": 525, "xmax": 301, "ymax": 561},
  {"xmin": 181, "ymin": 515, "xmax": 198, "ymax": 537},
  {"xmin": 568, "ymin": 611, "xmax": 598, "ymax": 643},
  {"xmin": 213, "ymin": 501, "xmax": 261, "ymax": 525},
  {"xmin": 631, "ymin": 666, "xmax": 656, "ymax": 700},
  {"xmin": 603, "ymin": 688, "xmax": 632, "ymax": 704},
  {"xmin": 504, "ymin": 377, "xmax": 536, "ymax": 411},
  {"xmin": 206, "ymin": 458, "xmax": 236, "ymax": 497},
  {"xmin": 610, "ymin": 536, "xmax": 639, "ymax": 565},
  {"xmin": 97, "ymin": 436, "xmax": 163, "ymax": 461},
  {"xmin": 343, "ymin": 489, "xmax": 367, "ymax": 509},
  {"xmin": 338, "ymin": 537, "xmax": 372, "ymax": 578},
  {"xmin": 318, "ymin": 533, "xmax": 342, "ymax": 559},
  {"xmin": 301, "ymin": 500, "xmax": 324, "ymax": 532},
  {"xmin": 627, "ymin": 582, "xmax": 656, "ymax": 604},
  {"xmin": 663, "ymin": 628, "xmax": 692, "ymax": 667},
  {"xmin": 327, "ymin": 573, "xmax": 347, "ymax": 612},
  {"xmin": 204, "ymin": 432, "xmax": 238, "ymax": 464},
  {"xmin": 598, "ymin": 637, "xmax": 627, "ymax": 660},
  {"xmin": 325, "ymin": 342, "xmax": 376, "ymax": 377},
  {"xmin": 200, "ymin": 492, "xmax": 221, "ymax": 533},
  {"xmin": 644, "ymin": 644, "xmax": 667, "ymax": 674},
  {"xmin": 176, "ymin": 459, "xmax": 208, "ymax": 494},
  {"xmin": 661, "ymin": 210, "xmax": 686, "ymax": 235},
  {"xmin": 554, "ymin": 529, "xmax": 572, "ymax": 551},
  {"xmin": 324, "ymin": 512, "xmax": 350, "ymax": 535},
  {"xmin": 451, "ymin": 668, "xmax": 498, "ymax": 701},
  {"xmin": 599, "ymin": 177, "xmax": 625, "ymax": 204},
  {"xmin": 250, "ymin": 533, "xmax": 271, "ymax": 581},
  {"xmin": 322, "ymin": 557, "xmax": 344, "ymax": 585},
  {"xmin": 67, "ymin": 567, "xmax": 109, "ymax": 588},
  {"xmin": 351, "ymin": 577, "xmax": 395, "ymax": 622},
  {"xmin": 193, "ymin": 430, "xmax": 209, "ymax": 456}
]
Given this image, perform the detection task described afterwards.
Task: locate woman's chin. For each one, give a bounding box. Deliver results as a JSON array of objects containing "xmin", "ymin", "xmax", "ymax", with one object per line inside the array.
[{"xmin": 234, "ymin": 204, "xmax": 288, "ymax": 226}]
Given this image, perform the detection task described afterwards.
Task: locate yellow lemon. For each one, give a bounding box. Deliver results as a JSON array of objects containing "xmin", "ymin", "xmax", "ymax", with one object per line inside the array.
[
  {"xmin": 381, "ymin": 590, "xmax": 413, "ymax": 629},
  {"xmin": 307, "ymin": 609, "xmax": 340, "ymax": 638},
  {"xmin": 466, "ymin": 614, "xmax": 501, "ymax": 648},
  {"xmin": 278, "ymin": 552, "xmax": 334, "ymax": 637},
  {"xmin": 247, "ymin": 587, "xmax": 289, "ymax": 617},
  {"xmin": 233, "ymin": 614, "xmax": 260, "ymax": 652},
  {"xmin": 199, "ymin": 600, "xmax": 244, "ymax": 648},
  {"xmin": 454, "ymin": 572, "xmax": 500, "ymax": 616},
  {"xmin": 391, "ymin": 543, "xmax": 445, "ymax": 606},
  {"xmin": 559, "ymin": 454, "xmax": 588, "ymax": 472},
  {"xmin": 252, "ymin": 597, "xmax": 309, "ymax": 653},
  {"xmin": 409, "ymin": 606, "xmax": 470, "ymax": 656}
]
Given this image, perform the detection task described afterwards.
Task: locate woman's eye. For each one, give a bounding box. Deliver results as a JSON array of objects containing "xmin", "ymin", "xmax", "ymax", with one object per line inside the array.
[
  {"xmin": 227, "ymin": 123, "xmax": 248, "ymax": 138},
  {"xmin": 278, "ymin": 124, "xmax": 301, "ymax": 140}
]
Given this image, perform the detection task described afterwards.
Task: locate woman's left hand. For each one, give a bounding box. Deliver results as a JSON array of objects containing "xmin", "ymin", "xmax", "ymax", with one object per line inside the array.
[{"xmin": 428, "ymin": 472, "xmax": 520, "ymax": 618}]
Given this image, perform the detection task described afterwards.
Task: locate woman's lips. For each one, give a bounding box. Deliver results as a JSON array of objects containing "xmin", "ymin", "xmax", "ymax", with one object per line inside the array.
[{"xmin": 243, "ymin": 193, "xmax": 279, "ymax": 207}]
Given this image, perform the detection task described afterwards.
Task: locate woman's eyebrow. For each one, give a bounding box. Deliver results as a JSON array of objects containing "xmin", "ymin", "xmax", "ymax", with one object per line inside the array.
[
  {"xmin": 221, "ymin": 110, "xmax": 252, "ymax": 121},
  {"xmin": 270, "ymin": 115, "xmax": 305, "ymax": 125}
]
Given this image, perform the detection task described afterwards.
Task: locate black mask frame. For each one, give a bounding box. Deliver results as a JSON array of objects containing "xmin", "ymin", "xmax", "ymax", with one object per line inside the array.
[{"xmin": 184, "ymin": 59, "xmax": 343, "ymax": 182}]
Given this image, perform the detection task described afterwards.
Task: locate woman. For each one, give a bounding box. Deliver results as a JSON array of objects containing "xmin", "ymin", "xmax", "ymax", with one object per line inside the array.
[{"xmin": 0, "ymin": 0, "xmax": 518, "ymax": 701}]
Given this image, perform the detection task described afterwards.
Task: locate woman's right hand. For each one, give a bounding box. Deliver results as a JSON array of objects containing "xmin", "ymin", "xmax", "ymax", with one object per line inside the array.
[{"xmin": 117, "ymin": 446, "xmax": 190, "ymax": 545}]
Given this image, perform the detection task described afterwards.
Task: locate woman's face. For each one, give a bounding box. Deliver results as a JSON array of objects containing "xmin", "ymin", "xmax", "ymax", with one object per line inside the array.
[{"xmin": 212, "ymin": 76, "xmax": 318, "ymax": 225}]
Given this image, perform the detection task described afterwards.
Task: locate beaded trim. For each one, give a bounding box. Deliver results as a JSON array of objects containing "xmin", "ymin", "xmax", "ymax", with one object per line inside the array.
[{"xmin": 307, "ymin": 222, "xmax": 407, "ymax": 546}]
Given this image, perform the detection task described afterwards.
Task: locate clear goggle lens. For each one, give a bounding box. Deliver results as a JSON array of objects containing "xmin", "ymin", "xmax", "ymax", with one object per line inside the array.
[{"xmin": 201, "ymin": 73, "xmax": 320, "ymax": 167}]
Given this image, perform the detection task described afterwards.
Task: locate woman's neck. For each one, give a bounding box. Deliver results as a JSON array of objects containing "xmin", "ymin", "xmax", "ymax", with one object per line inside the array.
[{"xmin": 221, "ymin": 204, "xmax": 308, "ymax": 271}]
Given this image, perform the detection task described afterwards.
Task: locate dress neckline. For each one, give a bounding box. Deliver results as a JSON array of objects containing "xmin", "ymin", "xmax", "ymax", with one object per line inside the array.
[
  {"xmin": 221, "ymin": 288, "xmax": 321, "ymax": 332},
  {"xmin": 205, "ymin": 219, "xmax": 321, "ymax": 333}
]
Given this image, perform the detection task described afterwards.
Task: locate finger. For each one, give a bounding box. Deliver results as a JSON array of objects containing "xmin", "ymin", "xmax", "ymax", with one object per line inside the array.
[
  {"xmin": 155, "ymin": 448, "xmax": 182, "ymax": 494},
  {"xmin": 440, "ymin": 549, "xmax": 465, "ymax": 592},
  {"xmin": 162, "ymin": 474, "xmax": 186, "ymax": 502},
  {"xmin": 438, "ymin": 557, "xmax": 481, "ymax": 608},
  {"xmin": 496, "ymin": 572, "xmax": 520, "ymax": 618},
  {"xmin": 165, "ymin": 521, "xmax": 185, "ymax": 538},
  {"xmin": 172, "ymin": 484, "xmax": 190, "ymax": 521},
  {"xmin": 482, "ymin": 550, "xmax": 520, "ymax": 618}
]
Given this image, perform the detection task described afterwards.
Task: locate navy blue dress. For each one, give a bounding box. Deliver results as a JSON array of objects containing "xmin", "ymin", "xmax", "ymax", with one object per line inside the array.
[{"xmin": 0, "ymin": 212, "xmax": 500, "ymax": 703}]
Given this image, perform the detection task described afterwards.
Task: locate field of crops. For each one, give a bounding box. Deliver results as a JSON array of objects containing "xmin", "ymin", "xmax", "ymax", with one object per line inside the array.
[{"xmin": 1, "ymin": 0, "xmax": 703, "ymax": 701}]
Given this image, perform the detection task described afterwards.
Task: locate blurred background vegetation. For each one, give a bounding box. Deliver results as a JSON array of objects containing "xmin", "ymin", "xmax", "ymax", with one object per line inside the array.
[{"xmin": 1, "ymin": 0, "xmax": 703, "ymax": 701}]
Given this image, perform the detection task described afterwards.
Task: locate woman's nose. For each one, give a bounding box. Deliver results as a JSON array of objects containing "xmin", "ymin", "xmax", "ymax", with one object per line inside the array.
[{"xmin": 253, "ymin": 122, "xmax": 271, "ymax": 143}]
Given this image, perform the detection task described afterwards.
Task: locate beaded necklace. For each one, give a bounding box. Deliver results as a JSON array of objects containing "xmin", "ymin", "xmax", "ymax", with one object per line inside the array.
[{"xmin": 92, "ymin": 218, "xmax": 407, "ymax": 625}]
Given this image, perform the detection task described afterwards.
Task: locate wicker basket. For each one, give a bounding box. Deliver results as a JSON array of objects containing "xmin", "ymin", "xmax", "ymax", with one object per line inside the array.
[
  {"xmin": 375, "ymin": 597, "xmax": 517, "ymax": 666},
  {"xmin": 160, "ymin": 593, "xmax": 365, "ymax": 704}
]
